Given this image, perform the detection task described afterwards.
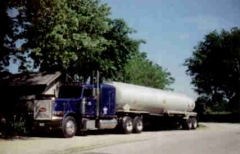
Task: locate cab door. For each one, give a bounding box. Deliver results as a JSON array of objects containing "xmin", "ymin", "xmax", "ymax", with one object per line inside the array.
[
  {"xmin": 100, "ymin": 85, "xmax": 116, "ymax": 117},
  {"xmin": 83, "ymin": 88, "xmax": 96, "ymax": 117}
]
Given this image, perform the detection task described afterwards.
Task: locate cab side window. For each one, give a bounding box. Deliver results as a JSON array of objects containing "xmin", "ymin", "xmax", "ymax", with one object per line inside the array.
[{"xmin": 58, "ymin": 86, "xmax": 82, "ymax": 99}]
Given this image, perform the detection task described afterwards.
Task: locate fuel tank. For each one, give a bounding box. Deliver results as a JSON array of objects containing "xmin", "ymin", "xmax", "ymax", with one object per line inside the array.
[{"xmin": 106, "ymin": 82, "xmax": 195, "ymax": 114}]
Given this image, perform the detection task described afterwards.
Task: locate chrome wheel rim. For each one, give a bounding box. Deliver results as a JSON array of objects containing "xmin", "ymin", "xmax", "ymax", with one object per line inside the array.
[
  {"xmin": 126, "ymin": 121, "xmax": 133, "ymax": 131},
  {"xmin": 193, "ymin": 121, "xmax": 197, "ymax": 128},
  {"xmin": 188, "ymin": 122, "xmax": 192, "ymax": 129},
  {"xmin": 66, "ymin": 120, "xmax": 75, "ymax": 135},
  {"xmin": 137, "ymin": 121, "xmax": 143, "ymax": 131}
]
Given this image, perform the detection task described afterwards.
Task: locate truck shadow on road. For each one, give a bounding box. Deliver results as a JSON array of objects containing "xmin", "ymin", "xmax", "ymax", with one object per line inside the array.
[
  {"xmin": 0, "ymin": 130, "xmax": 66, "ymax": 140},
  {"xmin": 77, "ymin": 125, "xmax": 183, "ymax": 137},
  {"xmin": 0, "ymin": 125, "xmax": 187, "ymax": 140}
]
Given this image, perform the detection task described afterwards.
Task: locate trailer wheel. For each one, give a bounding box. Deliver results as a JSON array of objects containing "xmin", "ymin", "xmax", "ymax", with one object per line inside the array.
[
  {"xmin": 62, "ymin": 116, "xmax": 77, "ymax": 138},
  {"xmin": 122, "ymin": 116, "xmax": 133, "ymax": 134},
  {"xmin": 191, "ymin": 117, "xmax": 198, "ymax": 129},
  {"xmin": 182, "ymin": 118, "xmax": 192, "ymax": 130},
  {"xmin": 133, "ymin": 116, "xmax": 143, "ymax": 133}
]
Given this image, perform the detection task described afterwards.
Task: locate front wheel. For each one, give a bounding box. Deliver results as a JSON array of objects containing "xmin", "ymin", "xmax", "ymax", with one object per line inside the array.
[{"xmin": 62, "ymin": 116, "xmax": 77, "ymax": 138}]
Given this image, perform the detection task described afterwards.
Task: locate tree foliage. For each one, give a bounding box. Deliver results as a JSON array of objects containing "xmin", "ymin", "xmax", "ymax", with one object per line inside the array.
[
  {"xmin": 100, "ymin": 19, "xmax": 145, "ymax": 79},
  {"xmin": 26, "ymin": 0, "xmax": 110, "ymax": 75},
  {"xmin": 184, "ymin": 27, "xmax": 240, "ymax": 113},
  {"xmin": 0, "ymin": 0, "xmax": 31, "ymax": 73},
  {"xmin": 0, "ymin": 0, "xmax": 19, "ymax": 72},
  {"xmin": 0, "ymin": 0, "xmax": 10, "ymax": 71},
  {"xmin": 116, "ymin": 52, "xmax": 175, "ymax": 90},
  {"xmin": 0, "ymin": 0, "xmax": 174, "ymax": 90},
  {"xmin": 20, "ymin": 0, "xmax": 143, "ymax": 80}
]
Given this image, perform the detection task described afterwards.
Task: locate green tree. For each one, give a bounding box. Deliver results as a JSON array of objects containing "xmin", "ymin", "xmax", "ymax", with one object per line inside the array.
[
  {"xmin": 0, "ymin": 0, "xmax": 19, "ymax": 72},
  {"xmin": 1, "ymin": 0, "xmax": 171, "ymax": 90},
  {"xmin": 184, "ymin": 27, "xmax": 240, "ymax": 116},
  {"xmin": 20, "ymin": 0, "xmax": 143, "ymax": 81},
  {"xmin": 0, "ymin": 0, "xmax": 10, "ymax": 71},
  {"xmin": 100, "ymin": 18, "xmax": 145, "ymax": 78},
  {"xmin": 25, "ymin": 0, "xmax": 110, "ymax": 77},
  {"xmin": 0, "ymin": 0, "xmax": 31, "ymax": 73},
  {"xmin": 116, "ymin": 52, "xmax": 175, "ymax": 90}
]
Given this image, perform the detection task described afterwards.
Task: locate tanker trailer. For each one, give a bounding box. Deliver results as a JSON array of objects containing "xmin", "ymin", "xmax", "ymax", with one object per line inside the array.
[
  {"xmin": 106, "ymin": 82, "xmax": 197, "ymax": 133},
  {"xmin": 31, "ymin": 80, "xmax": 197, "ymax": 138}
]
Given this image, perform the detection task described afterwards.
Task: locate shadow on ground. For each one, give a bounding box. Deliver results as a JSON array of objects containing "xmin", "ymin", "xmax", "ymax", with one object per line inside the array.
[
  {"xmin": 0, "ymin": 131, "xmax": 62, "ymax": 140},
  {"xmin": 0, "ymin": 124, "xmax": 186, "ymax": 140}
]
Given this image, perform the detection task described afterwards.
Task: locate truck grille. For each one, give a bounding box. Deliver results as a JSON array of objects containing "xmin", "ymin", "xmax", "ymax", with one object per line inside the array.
[{"xmin": 34, "ymin": 100, "xmax": 53, "ymax": 120}]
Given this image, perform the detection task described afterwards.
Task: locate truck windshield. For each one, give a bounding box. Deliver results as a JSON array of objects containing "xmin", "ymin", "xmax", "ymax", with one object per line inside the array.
[
  {"xmin": 58, "ymin": 86, "xmax": 82, "ymax": 99},
  {"xmin": 83, "ymin": 88, "xmax": 93, "ymax": 97}
]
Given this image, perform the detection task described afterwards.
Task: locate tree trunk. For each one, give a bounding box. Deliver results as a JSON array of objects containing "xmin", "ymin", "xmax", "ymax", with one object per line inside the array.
[
  {"xmin": 235, "ymin": 81, "xmax": 240, "ymax": 122},
  {"xmin": 238, "ymin": 86, "xmax": 240, "ymax": 123},
  {"xmin": 230, "ymin": 88, "xmax": 240, "ymax": 122}
]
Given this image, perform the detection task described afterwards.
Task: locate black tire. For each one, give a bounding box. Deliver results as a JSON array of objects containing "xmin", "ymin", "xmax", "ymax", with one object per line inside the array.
[
  {"xmin": 122, "ymin": 116, "xmax": 133, "ymax": 134},
  {"xmin": 182, "ymin": 118, "xmax": 192, "ymax": 130},
  {"xmin": 62, "ymin": 116, "xmax": 77, "ymax": 138},
  {"xmin": 191, "ymin": 117, "xmax": 198, "ymax": 130},
  {"xmin": 133, "ymin": 116, "xmax": 143, "ymax": 133}
]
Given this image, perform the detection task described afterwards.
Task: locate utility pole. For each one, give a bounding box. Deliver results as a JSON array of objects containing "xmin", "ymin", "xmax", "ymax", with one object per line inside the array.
[{"xmin": 96, "ymin": 70, "xmax": 100, "ymax": 118}]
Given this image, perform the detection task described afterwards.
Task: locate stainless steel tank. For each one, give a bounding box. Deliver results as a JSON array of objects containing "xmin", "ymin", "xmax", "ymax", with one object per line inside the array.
[{"xmin": 106, "ymin": 82, "xmax": 195, "ymax": 114}]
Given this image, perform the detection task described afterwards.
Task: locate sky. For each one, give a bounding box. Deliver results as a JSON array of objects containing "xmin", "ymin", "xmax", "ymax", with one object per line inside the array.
[{"xmin": 101, "ymin": 0, "xmax": 240, "ymax": 99}]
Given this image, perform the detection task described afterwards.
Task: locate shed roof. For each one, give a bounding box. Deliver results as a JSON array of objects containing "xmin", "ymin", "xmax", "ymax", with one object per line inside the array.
[{"xmin": 0, "ymin": 71, "xmax": 62, "ymax": 86}]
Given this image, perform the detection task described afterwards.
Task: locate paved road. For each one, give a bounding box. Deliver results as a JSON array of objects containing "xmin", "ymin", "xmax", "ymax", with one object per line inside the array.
[
  {"xmin": 1, "ymin": 123, "xmax": 240, "ymax": 154},
  {"xmin": 83, "ymin": 123, "xmax": 240, "ymax": 154}
]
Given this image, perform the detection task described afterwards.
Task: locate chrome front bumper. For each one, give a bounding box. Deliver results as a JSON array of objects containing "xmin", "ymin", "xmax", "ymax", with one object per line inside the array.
[{"xmin": 32, "ymin": 118, "xmax": 62, "ymax": 132}]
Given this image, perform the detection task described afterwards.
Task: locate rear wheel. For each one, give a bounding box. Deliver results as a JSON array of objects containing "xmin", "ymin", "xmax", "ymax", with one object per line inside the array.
[
  {"xmin": 62, "ymin": 116, "xmax": 77, "ymax": 138},
  {"xmin": 182, "ymin": 118, "xmax": 192, "ymax": 130},
  {"xmin": 133, "ymin": 116, "xmax": 143, "ymax": 133},
  {"xmin": 122, "ymin": 116, "xmax": 133, "ymax": 134},
  {"xmin": 191, "ymin": 117, "xmax": 198, "ymax": 129}
]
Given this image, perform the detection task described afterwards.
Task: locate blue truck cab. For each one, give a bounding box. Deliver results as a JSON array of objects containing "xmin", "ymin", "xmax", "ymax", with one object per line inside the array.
[{"xmin": 33, "ymin": 83, "xmax": 117, "ymax": 137}]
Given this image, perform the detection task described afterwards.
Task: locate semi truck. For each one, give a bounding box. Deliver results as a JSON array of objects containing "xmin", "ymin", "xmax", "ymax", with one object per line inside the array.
[{"xmin": 32, "ymin": 75, "xmax": 197, "ymax": 138}]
